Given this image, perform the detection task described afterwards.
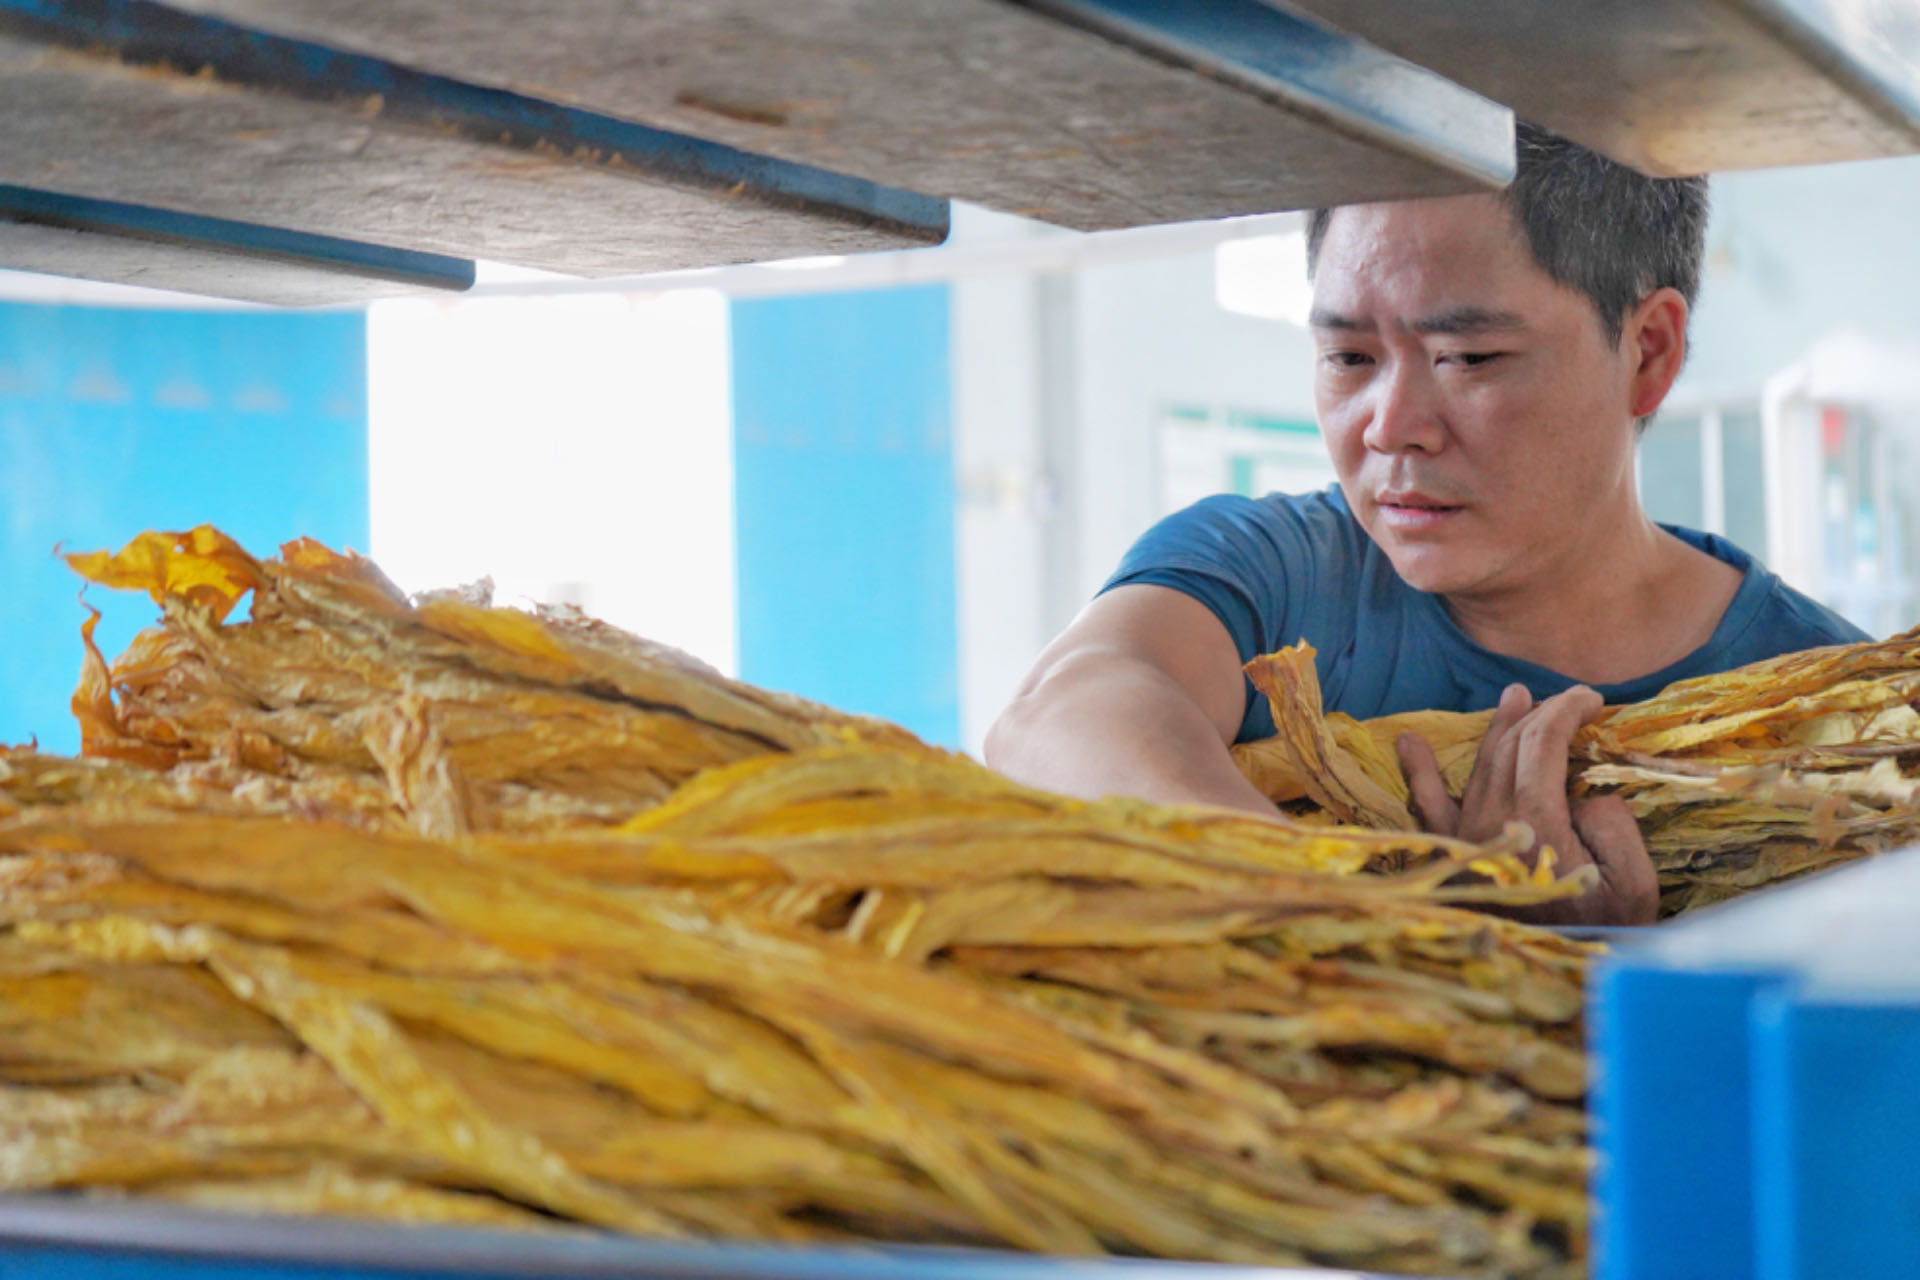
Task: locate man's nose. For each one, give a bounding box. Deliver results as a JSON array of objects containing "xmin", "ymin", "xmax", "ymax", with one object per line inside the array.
[{"xmin": 1361, "ymin": 360, "xmax": 1446, "ymax": 455}]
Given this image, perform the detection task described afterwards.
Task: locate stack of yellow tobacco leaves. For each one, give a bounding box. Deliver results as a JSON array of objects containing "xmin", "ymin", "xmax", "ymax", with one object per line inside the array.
[
  {"xmin": 59, "ymin": 527, "xmax": 917, "ymax": 835},
  {"xmin": 1233, "ymin": 636, "xmax": 1920, "ymax": 916},
  {"xmin": 2, "ymin": 528, "xmax": 1593, "ymax": 1279}
]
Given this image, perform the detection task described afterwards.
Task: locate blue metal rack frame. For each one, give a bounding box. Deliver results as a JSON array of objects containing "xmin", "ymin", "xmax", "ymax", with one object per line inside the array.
[
  {"xmin": 0, "ymin": 1194, "xmax": 1412, "ymax": 1280},
  {"xmin": 1008, "ymin": 0, "xmax": 1513, "ymax": 188},
  {"xmin": 0, "ymin": 183, "xmax": 475, "ymax": 294}
]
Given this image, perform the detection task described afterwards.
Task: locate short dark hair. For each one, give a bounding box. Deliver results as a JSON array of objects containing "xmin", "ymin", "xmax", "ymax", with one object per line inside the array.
[{"xmin": 1305, "ymin": 121, "xmax": 1710, "ymax": 350}]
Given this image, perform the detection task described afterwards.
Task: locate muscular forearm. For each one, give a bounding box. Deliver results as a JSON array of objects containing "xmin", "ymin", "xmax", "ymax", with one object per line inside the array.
[{"xmin": 984, "ymin": 649, "xmax": 1281, "ymax": 818}]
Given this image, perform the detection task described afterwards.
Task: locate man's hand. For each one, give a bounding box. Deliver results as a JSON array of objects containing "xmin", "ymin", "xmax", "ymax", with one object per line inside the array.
[{"xmin": 1396, "ymin": 684, "xmax": 1659, "ymax": 926}]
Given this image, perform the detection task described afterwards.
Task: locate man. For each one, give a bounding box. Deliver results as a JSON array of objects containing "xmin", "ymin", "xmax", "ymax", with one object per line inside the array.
[{"xmin": 985, "ymin": 124, "xmax": 1867, "ymax": 925}]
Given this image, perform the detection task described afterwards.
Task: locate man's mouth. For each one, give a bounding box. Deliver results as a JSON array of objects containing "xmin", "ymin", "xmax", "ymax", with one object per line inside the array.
[{"xmin": 1376, "ymin": 494, "xmax": 1464, "ymax": 530}]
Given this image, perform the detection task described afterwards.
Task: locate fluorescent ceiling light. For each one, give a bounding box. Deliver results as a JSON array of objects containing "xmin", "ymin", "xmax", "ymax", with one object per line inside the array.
[{"xmin": 764, "ymin": 254, "xmax": 851, "ymax": 272}]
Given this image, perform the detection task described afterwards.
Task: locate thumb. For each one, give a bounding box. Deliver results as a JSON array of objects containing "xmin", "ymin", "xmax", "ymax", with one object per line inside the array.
[{"xmin": 1397, "ymin": 732, "xmax": 1460, "ymax": 835}]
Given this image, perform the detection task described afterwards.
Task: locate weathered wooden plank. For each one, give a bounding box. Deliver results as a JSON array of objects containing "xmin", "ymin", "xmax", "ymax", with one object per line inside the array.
[
  {"xmin": 0, "ymin": 20, "xmax": 944, "ymax": 278},
  {"xmin": 1279, "ymin": 0, "xmax": 1920, "ymax": 176},
  {"xmin": 0, "ymin": 182, "xmax": 472, "ymax": 304},
  {"xmin": 161, "ymin": 0, "xmax": 1511, "ymax": 231}
]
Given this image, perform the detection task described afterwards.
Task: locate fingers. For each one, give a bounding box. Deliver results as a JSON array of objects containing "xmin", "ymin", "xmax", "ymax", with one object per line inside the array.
[
  {"xmin": 1501, "ymin": 687, "xmax": 1602, "ymax": 874},
  {"xmin": 1571, "ymin": 795, "xmax": 1660, "ymax": 923},
  {"xmin": 1396, "ymin": 731, "xmax": 1460, "ymax": 834},
  {"xmin": 1468, "ymin": 684, "xmax": 1533, "ymax": 785},
  {"xmin": 1443, "ymin": 682, "xmax": 1655, "ymax": 927},
  {"xmin": 1511, "ymin": 686, "xmax": 1603, "ymax": 821},
  {"xmin": 1457, "ymin": 684, "xmax": 1532, "ymax": 840}
]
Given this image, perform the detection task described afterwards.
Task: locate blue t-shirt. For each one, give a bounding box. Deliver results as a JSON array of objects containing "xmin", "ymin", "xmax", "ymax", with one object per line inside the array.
[{"xmin": 1103, "ymin": 486, "xmax": 1871, "ymax": 743}]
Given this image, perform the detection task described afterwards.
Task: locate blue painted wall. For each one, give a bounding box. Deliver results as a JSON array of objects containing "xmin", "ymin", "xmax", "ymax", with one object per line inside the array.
[
  {"xmin": 0, "ymin": 302, "xmax": 368, "ymax": 754},
  {"xmin": 730, "ymin": 286, "xmax": 958, "ymax": 746}
]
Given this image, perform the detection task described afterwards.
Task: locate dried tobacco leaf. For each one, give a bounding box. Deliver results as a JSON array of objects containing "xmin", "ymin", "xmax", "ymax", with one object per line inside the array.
[
  {"xmin": 0, "ymin": 528, "xmax": 1604, "ymax": 1277},
  {"xmin": 62, "ymin": 528, "xmax": 910, "ymax": 834},
  {"xmin": 1235, "ymin": 634, "xmax": 1920, "ymax": 914}
]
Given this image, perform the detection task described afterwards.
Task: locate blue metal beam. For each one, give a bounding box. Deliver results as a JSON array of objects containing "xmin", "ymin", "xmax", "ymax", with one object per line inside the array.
[
  {"xmin": 0, "ymin": 1190, "xmax": 1382, "ymax": 1277},
  {"xmin": 0, "ymin": 182, "xmax": 475, "ymax": 294},
  {"xmin": 0, "ymin": 0, "xmax": 950, "ymax": 244},
  {"xmin": 1010, "ymin": 0, "xmax": 1515, "ymax": 189}
]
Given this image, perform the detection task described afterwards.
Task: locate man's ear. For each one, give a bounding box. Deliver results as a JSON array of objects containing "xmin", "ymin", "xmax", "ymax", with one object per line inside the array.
[{"xmin": 1626, "ymin": 287, "xmax": 1689, "ymax": 420}]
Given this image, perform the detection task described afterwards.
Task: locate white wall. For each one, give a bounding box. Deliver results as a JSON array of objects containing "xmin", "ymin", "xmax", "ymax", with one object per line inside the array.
[
  {"xmin": 950, "ymin": 209, "xmax": 1323, "ymax": 752},
  {"xmin": 952, "ymin": 267, "xmax": 1049, "ymax": 759},
  {"xmin": 1676, "ymin": 153, "xmax": 1920, "ymax": 405},
  {"xmin": 1071, "ymin": 245, "xmax": 1320, "ymax": 602}
]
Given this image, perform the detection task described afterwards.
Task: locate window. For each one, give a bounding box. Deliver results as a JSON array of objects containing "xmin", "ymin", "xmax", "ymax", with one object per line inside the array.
[{"xmin": 1159, "ymin": 405, "xmax": 1334, "ymax": 513}]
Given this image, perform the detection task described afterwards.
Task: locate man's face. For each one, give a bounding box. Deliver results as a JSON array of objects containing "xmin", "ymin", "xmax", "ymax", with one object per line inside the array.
[{"xmin": 1310, "ymin": 195, "xmax": 1643, "ymax": 599}]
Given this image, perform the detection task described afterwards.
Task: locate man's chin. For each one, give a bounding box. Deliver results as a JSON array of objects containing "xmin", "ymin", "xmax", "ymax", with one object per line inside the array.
[{"xmin": 1380, "ymin": 544, "xmax": 1484, "ymax": 597}]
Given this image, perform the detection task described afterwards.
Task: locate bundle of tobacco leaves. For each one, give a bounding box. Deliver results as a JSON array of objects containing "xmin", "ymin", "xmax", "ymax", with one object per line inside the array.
[
  {"xmin": 0, "ymin": 756, "xmax": 1592, "ymax": 1278},
  {"xmin": 61, "ymin": 527, "xmax": 915, "ymax": 836},
  {"xmin": 1233, "ymin": 635, "xmax": 1920, "ymax": 916},
  {"xmin": 0, "ymin": 528, "xmax": 1597, "ymax": 1279}
]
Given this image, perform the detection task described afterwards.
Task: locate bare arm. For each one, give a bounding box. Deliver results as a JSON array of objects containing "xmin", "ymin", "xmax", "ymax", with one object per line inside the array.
[{"xmin": 983, "ymin": 585, "xmax": 1280, "ymax": 817}]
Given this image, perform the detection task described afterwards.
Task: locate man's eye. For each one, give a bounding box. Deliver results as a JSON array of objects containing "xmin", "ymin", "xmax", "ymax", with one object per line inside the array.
[
  {"xmin": 1324, "ymin": 351, "xmax": 1372, "ymax": 369},
  {"xmin": 1443, "ymin": 351, "xmax": 1503, "ymax": 367}
]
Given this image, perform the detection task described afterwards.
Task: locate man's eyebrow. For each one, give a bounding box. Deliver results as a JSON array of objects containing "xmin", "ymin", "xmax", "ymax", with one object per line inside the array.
[
  {"xmin": 1412, "ymin": 305, "xmax": 1527, "ymax": 336},
  {"xmin": 1307, "ymin": 308, "xmax": 1368, "ymax": 331}
]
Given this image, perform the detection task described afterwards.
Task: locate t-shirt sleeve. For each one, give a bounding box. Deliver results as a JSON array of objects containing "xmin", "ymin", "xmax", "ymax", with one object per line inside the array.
[{"xmin": 1098, "ymin": 493, "xmax": 1305, "ymax": 668}]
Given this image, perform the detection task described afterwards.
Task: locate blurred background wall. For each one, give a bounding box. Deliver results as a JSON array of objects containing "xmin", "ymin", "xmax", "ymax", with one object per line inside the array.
[{"xmin": 4, "ymin": 153, "xmax": 1919, "ymax": 757}]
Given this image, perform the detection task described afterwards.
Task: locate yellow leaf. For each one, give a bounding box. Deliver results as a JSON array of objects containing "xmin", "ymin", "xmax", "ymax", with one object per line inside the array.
[{"xmin": 63, "ymin": 527, "xmax": 261, "ymax": 622}]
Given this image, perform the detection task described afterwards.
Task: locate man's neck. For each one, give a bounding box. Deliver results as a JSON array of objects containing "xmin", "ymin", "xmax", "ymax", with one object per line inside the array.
[{"xmin": 1442, "ymin": 496, "xmax": 1744, "ymax": 686}]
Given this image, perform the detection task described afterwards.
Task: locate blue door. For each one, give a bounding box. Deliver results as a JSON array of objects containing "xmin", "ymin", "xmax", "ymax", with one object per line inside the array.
[{"xmin": 730, "ymin": 286, "xmax": 958, "ymax": 746}]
